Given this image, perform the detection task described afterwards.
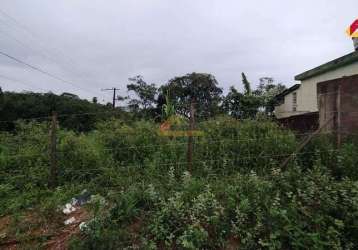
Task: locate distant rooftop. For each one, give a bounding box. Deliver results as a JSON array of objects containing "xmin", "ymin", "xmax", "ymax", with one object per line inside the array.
[
  {"xmin": 295, "ymin": 51, "xmax": 358, "ymax": 81},
  {"xmin": 275, "ymin": 84, "xmax": 300, "ymax": 100}
]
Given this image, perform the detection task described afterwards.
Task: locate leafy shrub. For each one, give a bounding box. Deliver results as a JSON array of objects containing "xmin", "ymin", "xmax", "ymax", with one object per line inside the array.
[
  {"xmin": 1, "ymin": 117, "xmax": 358, "ymax": 249},
  {"xmin": 195, "ymin": 116, "xmax": 298, "ymax": 175},
  {"xmin": 0, "ymin": 122, "xmax": 49, "ymax": 189},
  {"xmin": 58, "ymin": 131, "xmax": 107, "ymax": 184},
  {"xmin": 148, "ymin": 173, "xmax": 226, "ymax": 249},
  {"xmin": 336, "ymin": 143, "xmax": 358, "ymax": 180},
  {"xmin": 227, "ymin": 167, "xmax": 358, "ymax": 249}
]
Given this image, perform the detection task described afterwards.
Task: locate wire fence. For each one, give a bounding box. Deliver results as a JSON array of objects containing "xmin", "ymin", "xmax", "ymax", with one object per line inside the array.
[
  {"xmin": 0, "ymin": 109, "xmax": 356, "ymax": 189},
  {"xmin": 1, "ymin": 148, "xmax": 340, "ymax": 176},
  {"xmin": 1, "ymin": 108, "xmax": 358, "ymax": 125},
  {"xmin": 2, "ymin": 131, "xmax": 330, "ymax": 155}
]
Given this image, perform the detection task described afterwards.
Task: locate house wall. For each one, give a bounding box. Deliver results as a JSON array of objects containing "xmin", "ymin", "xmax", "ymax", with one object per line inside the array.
[
  {"xmin": 275, "ymin": 88, "xmax": 308, "ymax": 119},
  {"xmin": 275, "ymin": 61, "xmax": 358, "ymax": 119},
  {"xmin": 299, "ymin": 61, "xmax": 358, "ymax": 113},
  {"xmin": 317, "ymin": 74, "xmax": 358, "ymax": 134}
]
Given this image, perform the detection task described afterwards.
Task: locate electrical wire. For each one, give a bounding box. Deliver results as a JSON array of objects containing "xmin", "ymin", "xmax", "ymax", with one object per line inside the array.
[
  {"xmin": 0, "ymin": 74, "xmax": 48, "ymax": 92},
  {"xmin": 0, "ymin": 9, "xmax": 82, "ymax": 75},
  {"xmin": 0, "ymin": 9, "xmax": 117, "ymax": 88},
  {"xmin": 0, "ymin": 50, "xmax": 99, "ymax": 96},
  {"xmin": 0, "ymin": 110, "xmax": 123, "ymax": 124}
]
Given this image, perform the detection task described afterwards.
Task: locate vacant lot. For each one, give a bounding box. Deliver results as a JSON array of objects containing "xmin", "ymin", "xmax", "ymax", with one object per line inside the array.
[{"xmin": 1, "ymin": 117, "xmax": 358, "ymax": 249}]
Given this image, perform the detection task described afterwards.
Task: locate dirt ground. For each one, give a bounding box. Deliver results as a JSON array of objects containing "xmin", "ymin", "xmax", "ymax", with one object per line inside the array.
[{"xmin": 0, "ymin": 206, "xmax": 89, "ymax": 250}]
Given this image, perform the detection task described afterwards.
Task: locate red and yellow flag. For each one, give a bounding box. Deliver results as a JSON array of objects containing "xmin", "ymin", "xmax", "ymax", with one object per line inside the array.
[{"xmin": 346, "ymin": 19, "xmax": 358, "ymax": 38}]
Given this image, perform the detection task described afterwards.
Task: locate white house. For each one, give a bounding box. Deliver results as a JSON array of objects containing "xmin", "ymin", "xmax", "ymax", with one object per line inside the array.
[{"xmin": 275, "ymin": 51, "xmax": 358, "ymax": 119}]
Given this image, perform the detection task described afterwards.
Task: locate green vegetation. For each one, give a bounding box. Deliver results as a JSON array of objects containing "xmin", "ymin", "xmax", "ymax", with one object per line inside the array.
[
  {"xmin": 0, "ymin": 72, "xmax": 285, "ymax": 131},
  {"xmin": 1, "ymin": 72, "xmax": 357, "ymax": 249},
  {"xmin": 1, "ymin": 117, "xmax": 358, "ymax": 249},
  {"xmin": 0, "ymin": 90, "xmax": 125, "ymax": 132}
]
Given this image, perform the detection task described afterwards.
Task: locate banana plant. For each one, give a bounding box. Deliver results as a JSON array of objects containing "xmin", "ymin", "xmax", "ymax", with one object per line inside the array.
[{"xmin": 162, "ymin": 91, "xmax": 176, "ymax": 120}]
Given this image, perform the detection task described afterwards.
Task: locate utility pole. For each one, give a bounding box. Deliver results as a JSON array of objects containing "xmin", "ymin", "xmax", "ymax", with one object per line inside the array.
[
  {"xmin": 101, "ymin": 87, "xmax": 121, "ymax": 109},
  {"xmin": 49, "ymin": 111, "xmax": 58, "ymax": 189}
]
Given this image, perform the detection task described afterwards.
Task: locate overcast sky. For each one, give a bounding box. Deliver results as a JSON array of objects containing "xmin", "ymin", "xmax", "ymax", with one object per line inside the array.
[{"xmin": 0, "ymin": 0, "xmax": 357, "ymax": 103}]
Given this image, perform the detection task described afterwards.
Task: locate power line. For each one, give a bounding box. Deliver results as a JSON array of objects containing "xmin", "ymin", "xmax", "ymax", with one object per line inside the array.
[
  {"xmin": 0, "ymin": 8, "xmax": 129, "ymax": 106},
  {"xmin": 0, "ymin": 9, "xmax": 81, "ymax": 71},
  {"xmin": 0, "ymin": 25, "xmax": 111, "ymax": 88},
  {"xmin": 0, "ymin": 9, "xmax": 115, "ymax": 88},
  {"xmin": 0, "ymin": 9, "xmax": 30, "ymax": 33},
  {"xmin": 0, "ymin": 9, "xmax": 113, "ymax": 98},
  {"xmin": 101, "ymin": 87, "xmax": 123, "ymax": 109},
  {"xmin": 0, "ymin": 50, "xmax": 99, "ymax": 96},
  {"xmin": 0, "ymin": 74, "xmax": 48, "ymax": 92},
  {"xmin": 0, "ymin": 27, "xmax": 77, "ymax": 77},
  {"xmin": 0, "ymin": 110, "xmax": 122, "ymax": 124}
]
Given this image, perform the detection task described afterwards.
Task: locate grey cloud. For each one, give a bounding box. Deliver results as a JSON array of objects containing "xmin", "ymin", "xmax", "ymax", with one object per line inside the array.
[{"xmin": 0, "ymin": 0, "xmax": 357, "ymax": 102}]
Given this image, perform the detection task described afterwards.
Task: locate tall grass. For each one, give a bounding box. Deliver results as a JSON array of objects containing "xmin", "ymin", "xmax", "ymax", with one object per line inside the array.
[{"xmin": 1, "ymin": 117, "xmax": 357, "ymax": 249}]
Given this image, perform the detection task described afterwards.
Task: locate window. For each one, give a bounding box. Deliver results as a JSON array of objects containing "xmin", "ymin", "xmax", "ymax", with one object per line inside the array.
[{"xmin": 292, "ymin": 92, "xmax": 297, "ymax": 112}]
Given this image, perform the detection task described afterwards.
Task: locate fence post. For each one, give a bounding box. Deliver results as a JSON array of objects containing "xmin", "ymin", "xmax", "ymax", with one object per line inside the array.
[
  {"xmin": 49, "ymin": 111, "xmax": 58, "ymax": 189},
  {"xmin": 336, "ymin": 84, "xmax": 341, "ymax": 148},
  {"xmin": 280, "ymin": 116, "xmax": 334, "ymax": 169},
  {"xmin": 187, "ymin": 100, "xmax": 195, "ymax": 173}
]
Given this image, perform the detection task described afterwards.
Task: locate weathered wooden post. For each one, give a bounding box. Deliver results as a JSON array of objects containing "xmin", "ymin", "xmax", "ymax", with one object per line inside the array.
[
  {"xmin": 336, "ymin": 84, "xmax": 341, "ymax": 148},
  {"xmin": 49, "ymin": 111, "xmax": 58, "ymax": 189},
  {"xmin": 187, "ymin": 100, "xmax": 195, "ymax": 173}
]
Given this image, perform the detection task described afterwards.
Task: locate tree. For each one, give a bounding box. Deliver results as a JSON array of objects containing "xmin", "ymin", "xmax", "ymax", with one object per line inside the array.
[
  {"xmin": 92, "ymin": 97, "xmax": 98, "ymax": 104},
  {"xmin": 242, "ymin": 72, "xmax": 251, "ymax": 95},
  {"xmin": 254, "ymin": 77, "xmax": 286, "ymax": 115},
  {"xmin": 0, "ymin": 87, "xmax": 3, "ymax": 111},
  {"xmin": 127, "ymin": 75, "xmax": 158, "ymax": 118},
  {"xmin": 223, "ymin": 74, "xmax": 285, "ymax": 119},
  {"xmin": 0, "ymin": 91, "xmax": 118, "ymax": 132},
  {"xmin": 160, "ymin": 72, "xmax": 222, "ymax": 119},
  {"xmin": 222, "ymin": 86, "xmax": 243, "ymax": 118},
  {"xmin": 222, "ymin": 86, "xmax": 261, "ymax": 119}
]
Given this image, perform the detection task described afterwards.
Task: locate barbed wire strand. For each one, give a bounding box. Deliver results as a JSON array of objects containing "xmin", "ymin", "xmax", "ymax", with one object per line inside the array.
[{"xmin": 1, "ymin": 130, "xmax": 338, "ymax": 156}]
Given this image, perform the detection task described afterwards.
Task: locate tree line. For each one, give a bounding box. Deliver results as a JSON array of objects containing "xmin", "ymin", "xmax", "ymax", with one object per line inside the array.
[
  {"xmin": 0, "ymin": 90, "xmax": 123, "ymax": 131},
  {"xmin": 0, "ymin": 72, "xmax": 285, "ymax": 131},
  {"xmin": 125, "ymin": 72, "xmax": 285, "ymax": 120}
]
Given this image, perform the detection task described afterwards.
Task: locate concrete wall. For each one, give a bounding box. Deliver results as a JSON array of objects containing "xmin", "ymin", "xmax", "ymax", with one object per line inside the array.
[
  {"xmin": 275, "ymin": 61, "xmax": 358, "ymax": 119},
  {"xmin": 275, "ymin": 88, "xmax": 309, "ymax": 119},
  {"xmin": 317, "ymin": 74, "xmax": 358, "ymax": 134},
  {"xmin": 299, "ymin": 61, "xmax": 358, "ymax": 113}
]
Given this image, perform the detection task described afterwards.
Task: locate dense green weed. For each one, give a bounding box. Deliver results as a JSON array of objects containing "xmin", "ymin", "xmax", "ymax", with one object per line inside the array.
[{"xmin": 1, "ymin": 117, "xmax": 358, "ymax": 249}]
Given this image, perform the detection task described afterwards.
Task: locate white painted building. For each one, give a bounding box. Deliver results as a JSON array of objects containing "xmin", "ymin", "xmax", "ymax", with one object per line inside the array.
[{"xmin": 275, "ymin": 51, "xmax": 358, "ymax": 119}]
